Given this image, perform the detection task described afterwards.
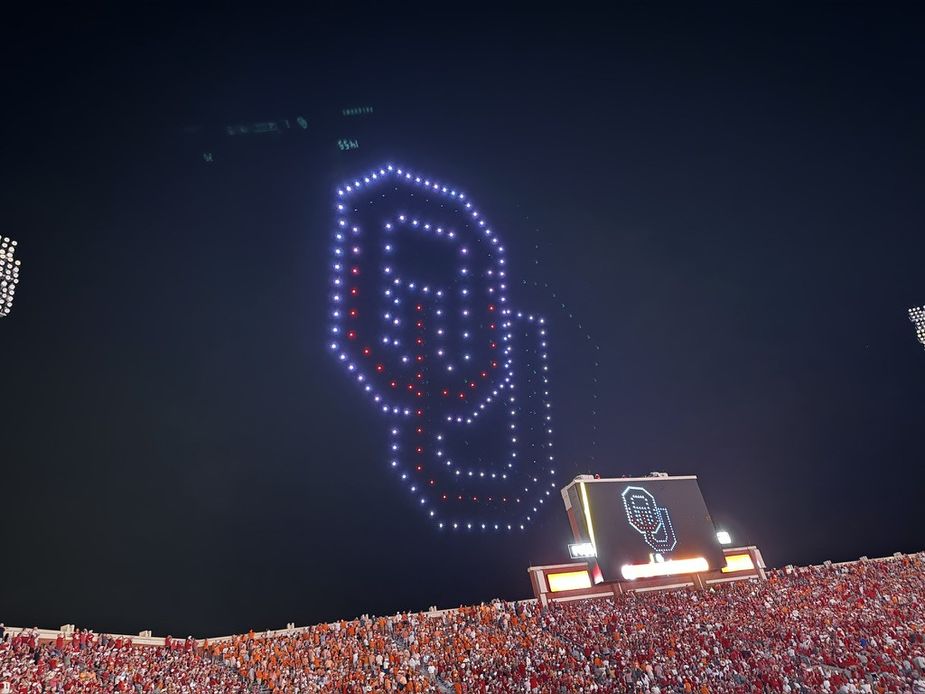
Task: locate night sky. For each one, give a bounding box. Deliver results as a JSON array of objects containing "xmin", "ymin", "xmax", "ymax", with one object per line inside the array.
[{"xmin": 1, "ymin": 5, "xmax": 923, "ymax": 637}]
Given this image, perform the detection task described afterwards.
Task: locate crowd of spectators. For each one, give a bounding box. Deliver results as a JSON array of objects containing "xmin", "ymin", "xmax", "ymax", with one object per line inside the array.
[
  {"xmin": 0, "ymin": 630, "xmax": 249, "ymax": 693},
  {"xmin": 212, "ymin": 620, "xmax": 436, "ymax": 692},
  {"xmin": 405, "ymin": 554, "xmax": 925, "ymax": 693},
  {"xmin": 1, "ymin": 553, "xmax": 923, "ymax": 693}
]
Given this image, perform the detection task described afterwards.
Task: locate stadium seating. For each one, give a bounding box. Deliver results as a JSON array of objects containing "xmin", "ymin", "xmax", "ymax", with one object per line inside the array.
[{"xmin": 2, "ymin": 554, "xmax": 923, "ymax": 692}]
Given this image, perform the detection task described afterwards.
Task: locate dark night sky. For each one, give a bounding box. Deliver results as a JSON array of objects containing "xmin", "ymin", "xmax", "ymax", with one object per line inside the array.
[{"xmin": 1, "ymin": 5, "xmax": 923, "ymax": 637}]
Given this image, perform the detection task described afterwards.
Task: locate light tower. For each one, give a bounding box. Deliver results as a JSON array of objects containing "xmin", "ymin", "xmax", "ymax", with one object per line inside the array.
[
  {"xmin": 910, "ymin": 306, "xmax": 925, "ymax": 350},
  {"xmin": 0, "ymin": 236, "xmax": 20, "ymax": 317}
]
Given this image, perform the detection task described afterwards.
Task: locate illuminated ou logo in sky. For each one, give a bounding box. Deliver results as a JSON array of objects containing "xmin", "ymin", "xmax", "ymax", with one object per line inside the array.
[
  {"xmin": 622, "ymin": 486, "xmax": 677, "ymax": 552},
  {"xmin": 327, "ymin": 164, "xmax": 556, "ymax": 532}
]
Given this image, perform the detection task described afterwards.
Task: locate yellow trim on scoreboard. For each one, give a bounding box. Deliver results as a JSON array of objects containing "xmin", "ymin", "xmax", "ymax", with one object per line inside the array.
[
  {"xmin": 721, "ymin": 553, "xmax": 755, "ymax": 573},
  {"xmin": 579, "ymin": 481, "xmax": 597, "ymax": 552},
  {"xmin": 547, "ymin": 570, "xmax": 593, "ymax": 592}
]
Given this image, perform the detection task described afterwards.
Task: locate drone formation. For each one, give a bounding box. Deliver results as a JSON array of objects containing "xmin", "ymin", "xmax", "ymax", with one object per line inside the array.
[
  {"xmin": 909, "ymin": 306, "xmax": 925, "ymax": 351},
  {"xmin": 0, "ymin": 237, "xmax": 20, "ymax": 318},
  {"xmin": 328, "ymin": 164, "xmax": 557, "ymax": 531}
]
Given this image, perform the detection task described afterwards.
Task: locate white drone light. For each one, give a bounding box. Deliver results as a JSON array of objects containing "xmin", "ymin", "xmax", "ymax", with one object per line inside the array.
[
  {"xmin": 909, "ymin": 306, "xmax": 925, "ymax": 350},
  {"xmin": 0, "ymin": 237, "xmax": 21, "ymax": 318}
]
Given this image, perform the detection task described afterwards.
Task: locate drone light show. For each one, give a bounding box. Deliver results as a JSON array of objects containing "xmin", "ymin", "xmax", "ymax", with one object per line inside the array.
[
  {"xmin": 328, "ymin": 164, "xmax": 557, "ymax": 531},
  {"xmin": 0, "ymin": 236, "xmax": 20, "ymax": 318},
  {"xmin": 910, "ymin": 306, "xmax": 925, "ymax": 350}
]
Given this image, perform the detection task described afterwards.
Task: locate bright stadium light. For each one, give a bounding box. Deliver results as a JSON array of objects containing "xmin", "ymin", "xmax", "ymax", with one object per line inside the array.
[
  {"xmin": 0, "ymin": 236, "xmax": 20, "ymax": 317},
  {"xmin": 568, "ymin": 542, "xmax": 597, "ymax": 559},
  {"xmin": 910, "ymin": 306, "xmax": 925, "ymax": 350},
  {"xmin": 716, "ymin": 530, "xmax": 732, "ymax": 545},
  {"xmin": 621, "ymin": 556, "xmax": 709, "ymax": 580}
]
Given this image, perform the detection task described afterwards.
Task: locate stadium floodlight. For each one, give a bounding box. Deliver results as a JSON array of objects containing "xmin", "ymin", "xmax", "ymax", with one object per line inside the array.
[
  {"xmin": 568, "ymin": 542, "xmax": 597, "ymax": 559},
  {"xmin": 716, "ymin": 530, "xmax": 732, "ymax": 545},
  {"xmin": 909, "ymin": 306, "xmax": 925, "ymax": 350},
  {"xmin": 0, "ymin": 236, "xmax": 20, "ymax": 317}
]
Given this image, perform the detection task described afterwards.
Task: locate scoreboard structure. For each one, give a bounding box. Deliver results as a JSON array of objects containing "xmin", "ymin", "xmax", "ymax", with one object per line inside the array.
[
  {"xmin": 527, "ymin": 474, "xmax": 766, "ymax": 604},
  {"xmin": 565, "ymin": 475, "xmax": 726, "ymax": 582}
]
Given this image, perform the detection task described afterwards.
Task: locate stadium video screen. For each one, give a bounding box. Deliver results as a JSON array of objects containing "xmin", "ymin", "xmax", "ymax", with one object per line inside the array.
[{"xmin": 581, "ymin": 478, "xmax": 726, "ymax": 581}]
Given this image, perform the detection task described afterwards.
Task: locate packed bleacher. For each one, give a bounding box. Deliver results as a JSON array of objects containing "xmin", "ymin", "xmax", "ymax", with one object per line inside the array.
[
  {"xmin": 0, "ymin": 630, "xmax": 252, "ymax": 693},
  {"xmin": 1, "ymin": 553, "xmax": 923, "ymax": 693}
]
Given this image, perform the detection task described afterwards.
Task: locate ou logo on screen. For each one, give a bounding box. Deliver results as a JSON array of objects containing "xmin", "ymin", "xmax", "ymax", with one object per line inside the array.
[{"xmin": 622, "ymin": 486, "xmax": 677, "ymax": 553}]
